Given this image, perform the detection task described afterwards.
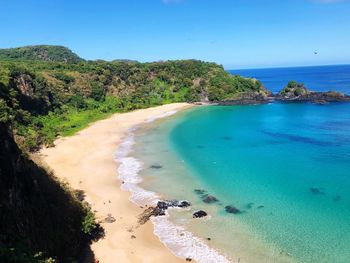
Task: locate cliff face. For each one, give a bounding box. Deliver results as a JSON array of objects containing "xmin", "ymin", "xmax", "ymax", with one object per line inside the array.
[{"xmin": 0, "ymin": 122, "xmax": 88, "ymax": 262}]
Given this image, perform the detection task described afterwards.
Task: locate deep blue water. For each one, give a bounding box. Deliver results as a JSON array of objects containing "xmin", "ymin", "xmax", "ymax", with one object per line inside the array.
[{"xmin": 230, "ymin": 64, "xmax": 350, "ymax": 94}]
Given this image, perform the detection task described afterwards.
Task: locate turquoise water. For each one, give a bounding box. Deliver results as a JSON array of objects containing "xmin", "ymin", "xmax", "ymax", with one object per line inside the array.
[{"xmin": 133, "ymin": 103, "xmax": 350, "ymax": 263}]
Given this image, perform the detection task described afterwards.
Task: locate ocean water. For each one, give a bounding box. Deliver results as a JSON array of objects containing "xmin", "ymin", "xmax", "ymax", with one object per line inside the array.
[
  {"xmin": 230, "ymin": 64, "xmax": 350, "ymax": 94},
  {"xmin": 126, "ymin": 102, "xmax": 350, "ymax": 263}
]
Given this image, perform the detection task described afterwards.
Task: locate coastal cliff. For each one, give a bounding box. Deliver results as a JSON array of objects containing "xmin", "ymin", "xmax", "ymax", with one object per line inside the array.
[
  {"xmin": 276, "ymin": 81, "xmax": 350, "ymax": 103},
  {"xmin": 1, "ymin": 45, "xmax": 349, "ymax": 262}
]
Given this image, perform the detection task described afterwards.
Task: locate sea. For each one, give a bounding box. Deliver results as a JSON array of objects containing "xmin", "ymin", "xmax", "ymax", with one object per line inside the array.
[{"xmin": 116, "ymin": 65, "xmax": 350, "ymax": 263}]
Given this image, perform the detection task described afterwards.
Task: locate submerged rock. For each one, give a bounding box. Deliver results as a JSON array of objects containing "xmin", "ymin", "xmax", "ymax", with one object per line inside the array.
[
  {"xmin": 194, "ymin": 189, "xmax": 206, "ymax": 195},
  {"xmin": 150, "ymin": 164, "xmax": 163, "ymax": 169},
  {"xmin": 257, "ymin": 205, "xmax": 265, "ymax": 209},
  {"xmin": 220, "ymin": 136, "xmax": 232, "ymax": 141},
  {"xmin": 202, "ymin": 195, "xmax": 219, "ymax": 204},
  {"xmin": 333, "ymin": 195, "xmax": 341, "ymax": 202},
  {"xmin": 225, "ymin": 205, "xmax": 242, "ymax": 214},
  {"xmin": 193, "ymin": 210, "xmax": 208, "ymax": 218},
  {"xmin": 246, "ymin": 202, "xmax": 254, "ymax": 209},
  {"xmin": 310, "ymin": 187, "xmax": 325, "ymax": 195}
]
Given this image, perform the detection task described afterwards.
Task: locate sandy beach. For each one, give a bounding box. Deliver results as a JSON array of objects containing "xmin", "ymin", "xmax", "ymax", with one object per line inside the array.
[{"xmin": 40, "ymin": 103, "xmax": 192, "ymax": 263}]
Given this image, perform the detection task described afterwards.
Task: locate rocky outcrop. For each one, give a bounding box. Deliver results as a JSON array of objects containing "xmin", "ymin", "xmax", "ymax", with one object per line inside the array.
[
  {"xmin": 276, "ymin": 81, "xmax": 350, "ymax": 103},
  {"xmin": 138, "ymin": 200, "xmax": 191, "ymax": 224}
]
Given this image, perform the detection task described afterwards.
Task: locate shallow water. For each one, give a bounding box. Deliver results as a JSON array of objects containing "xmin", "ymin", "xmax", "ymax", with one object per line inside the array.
[{"xmin": 131, "ymin": 103, "xmax": 350, "ymax": 263}]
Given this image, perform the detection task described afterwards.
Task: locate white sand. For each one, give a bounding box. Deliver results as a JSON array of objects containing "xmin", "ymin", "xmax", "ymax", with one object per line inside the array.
[{"xmin": 40, "ymin": 103, "xmax": 192, "ymax": 263}]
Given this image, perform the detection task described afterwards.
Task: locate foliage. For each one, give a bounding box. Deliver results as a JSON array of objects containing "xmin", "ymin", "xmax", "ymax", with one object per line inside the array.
[
  {"xmin": 81, "ymin": 210, "xmax": 97, "ymax": 235},
  {"xmin": 0, "ymin": 50, "xmax": 266, "ymax": 151},
  {"xmin": 0, "ymin": 45, "xmax": 83, "ymax": 63},
  {"xmin": 279, "ymin": 81, "xmax": 309, "ymax": 97}
]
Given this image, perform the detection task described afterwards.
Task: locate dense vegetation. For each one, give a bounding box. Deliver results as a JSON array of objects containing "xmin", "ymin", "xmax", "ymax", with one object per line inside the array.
[
  {"xmin": 0, "ymin": 45, "xmax": 83, "ymax": 63},
  {"xmin": 0, "ymin": 45, "xmax": 268, "ymax": 151},
  {"xmin": 0, "ymin": 45, "xmax": 269, "ymax": 262},
  {"xmin": 278, "ymin": 81, "xmax": 310, "ymax": 97}
]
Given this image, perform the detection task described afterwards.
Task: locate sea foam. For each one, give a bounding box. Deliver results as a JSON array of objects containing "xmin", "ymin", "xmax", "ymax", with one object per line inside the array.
[{"xmin": 114, "ymin": 109, "xmax": 233, "ymax": 263}]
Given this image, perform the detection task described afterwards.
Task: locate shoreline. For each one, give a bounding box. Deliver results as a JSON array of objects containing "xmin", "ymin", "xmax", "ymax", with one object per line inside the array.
[{"xmin": 39, "ymin": 103, "xmax": 192, "ymax": 263}]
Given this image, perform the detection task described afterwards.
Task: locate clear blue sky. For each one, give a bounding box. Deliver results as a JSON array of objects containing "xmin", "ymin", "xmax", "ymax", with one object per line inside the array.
[{"xmin": 1, "ymin": 0, "xmax": 350, "ymax": 69}]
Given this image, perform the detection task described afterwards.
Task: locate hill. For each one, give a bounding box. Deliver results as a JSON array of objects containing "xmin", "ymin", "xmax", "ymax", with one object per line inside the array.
[
  {"xmin": 0, "ymin": 45, "xmax": 83, "ymax": 63},
  {"xmin": 0, "ymin": 45, "xmax": 269, "ymax": 261}
]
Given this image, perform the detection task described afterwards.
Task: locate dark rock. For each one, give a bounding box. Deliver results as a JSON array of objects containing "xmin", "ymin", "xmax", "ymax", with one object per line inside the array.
[
  {"xmin": 225, "ymin": 205, "xmax": 242, "ymax": 214},
  {"xmin": 178, "ymin": 200, "xmax": 191, "ymax": 208},
  {"xmin": 220, "ymin": 136, "xmax": 232, "ymax": 141},
  {"xmin": 150, "ymin": 164, "xmax": 163, "ymax": 169},
  {"xmin": 310, "ymin": 187, "xmax": 325, "ymax": 195},
  {"xmin": 276, "ymin": 81, "xmax": 350, "ymax": 103},
  {"xmin": 138, "ymin": 200, "xmax": 191, "ymax": 224},
  {"xmin": 202, "ymin": 195, "xmax": 219, "ymax": 204},
  {"xmin": 104, "ymin": 213, "xmax": 116, "ymax": 223},
  {"xmin": 131, "ymin": 235, "xmax": 136, "ymax": 239},
  {"xmin": 193, "ymin": 210, "xmax": 208, "ymax": 218},
  {"xmin": 157, "ymin": 200, "xmax": 191, "ymax": 210},
  {"xmin": 207, "ymin": 237, "xmax": 211, "ymax": 241},
  {"xmin": 257, "ymin": 205, "xmax": 265, "ymax": 209},
  {"xmin": 186, "ymin": 258, "xmax": 192, "ymax": 261},
  {"xmin": 218, "ymin": 89, "xmax": 273, "ymax": 105}
]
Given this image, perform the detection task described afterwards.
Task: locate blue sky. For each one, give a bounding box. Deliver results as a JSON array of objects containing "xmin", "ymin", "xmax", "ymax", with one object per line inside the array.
[{"xmin": 0, "ymin": 0, "xmax": 350, "ymax": 69}]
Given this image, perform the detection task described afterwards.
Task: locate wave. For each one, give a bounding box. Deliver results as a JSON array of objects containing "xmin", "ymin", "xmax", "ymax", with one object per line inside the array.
[{"xmin": 114, "ymin": 109, "xmax": 233, "ymax": 263}]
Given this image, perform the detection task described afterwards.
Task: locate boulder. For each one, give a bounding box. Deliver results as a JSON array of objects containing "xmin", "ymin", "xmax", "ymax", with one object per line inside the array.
[{"xmin": 193, "ymin": 210, "xmax": 208, "ymax": 218}]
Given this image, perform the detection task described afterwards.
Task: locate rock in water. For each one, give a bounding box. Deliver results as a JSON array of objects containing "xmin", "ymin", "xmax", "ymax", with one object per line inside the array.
[
  {"xmin": 193, "ymin": 210, "xmax": 208, "ymax": 218},
  {"xmin": 202, "ymin": 195, "xmax": 219, "ymax": 204},
  {"xmin": 225, "ymin": 205, "xmax": 242, "ymax": 214},
  {"xmin": 150, "ymin": 164, "xmax": 163, "ymax": 169},
  {"xmin": 309, "ymin": 187, "xmax": 325, "ymax": 195}
]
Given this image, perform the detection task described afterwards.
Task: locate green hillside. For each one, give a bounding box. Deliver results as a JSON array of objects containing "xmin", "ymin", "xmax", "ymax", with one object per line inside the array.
[
  {"xmin": 0, "ymin": 45, "xmax": 83, "ymax": 63},
  {"xmin": 0, "ymin": 45, "xmax": 269, "ymax": 262}
]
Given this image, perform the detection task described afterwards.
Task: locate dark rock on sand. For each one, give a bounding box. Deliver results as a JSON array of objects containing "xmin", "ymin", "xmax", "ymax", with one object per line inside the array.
[
  {"xmin": 225, "ymin": 205, "xmax": 242, "ymax": 214},
  {"xmin": 202, "ymin": 195, "xmax": 219, "ymax": 204},
  {"xmin": 193, "ymin": 210, "xmax": 208, "ymax": 218},
  {"xmin": 138, "ymin": 200, "xmax": 191, "ymax": 224},
  {"xmin": 186, "ymin": 257, "xmax": 192, "ymax": 261},
  {"xmin": 104, "ymin": 213, "xmax": 116, "ymax": 223},
  {"xmin": 310, "ymin": 187, "xmax": 325, "ymax": 195}
]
